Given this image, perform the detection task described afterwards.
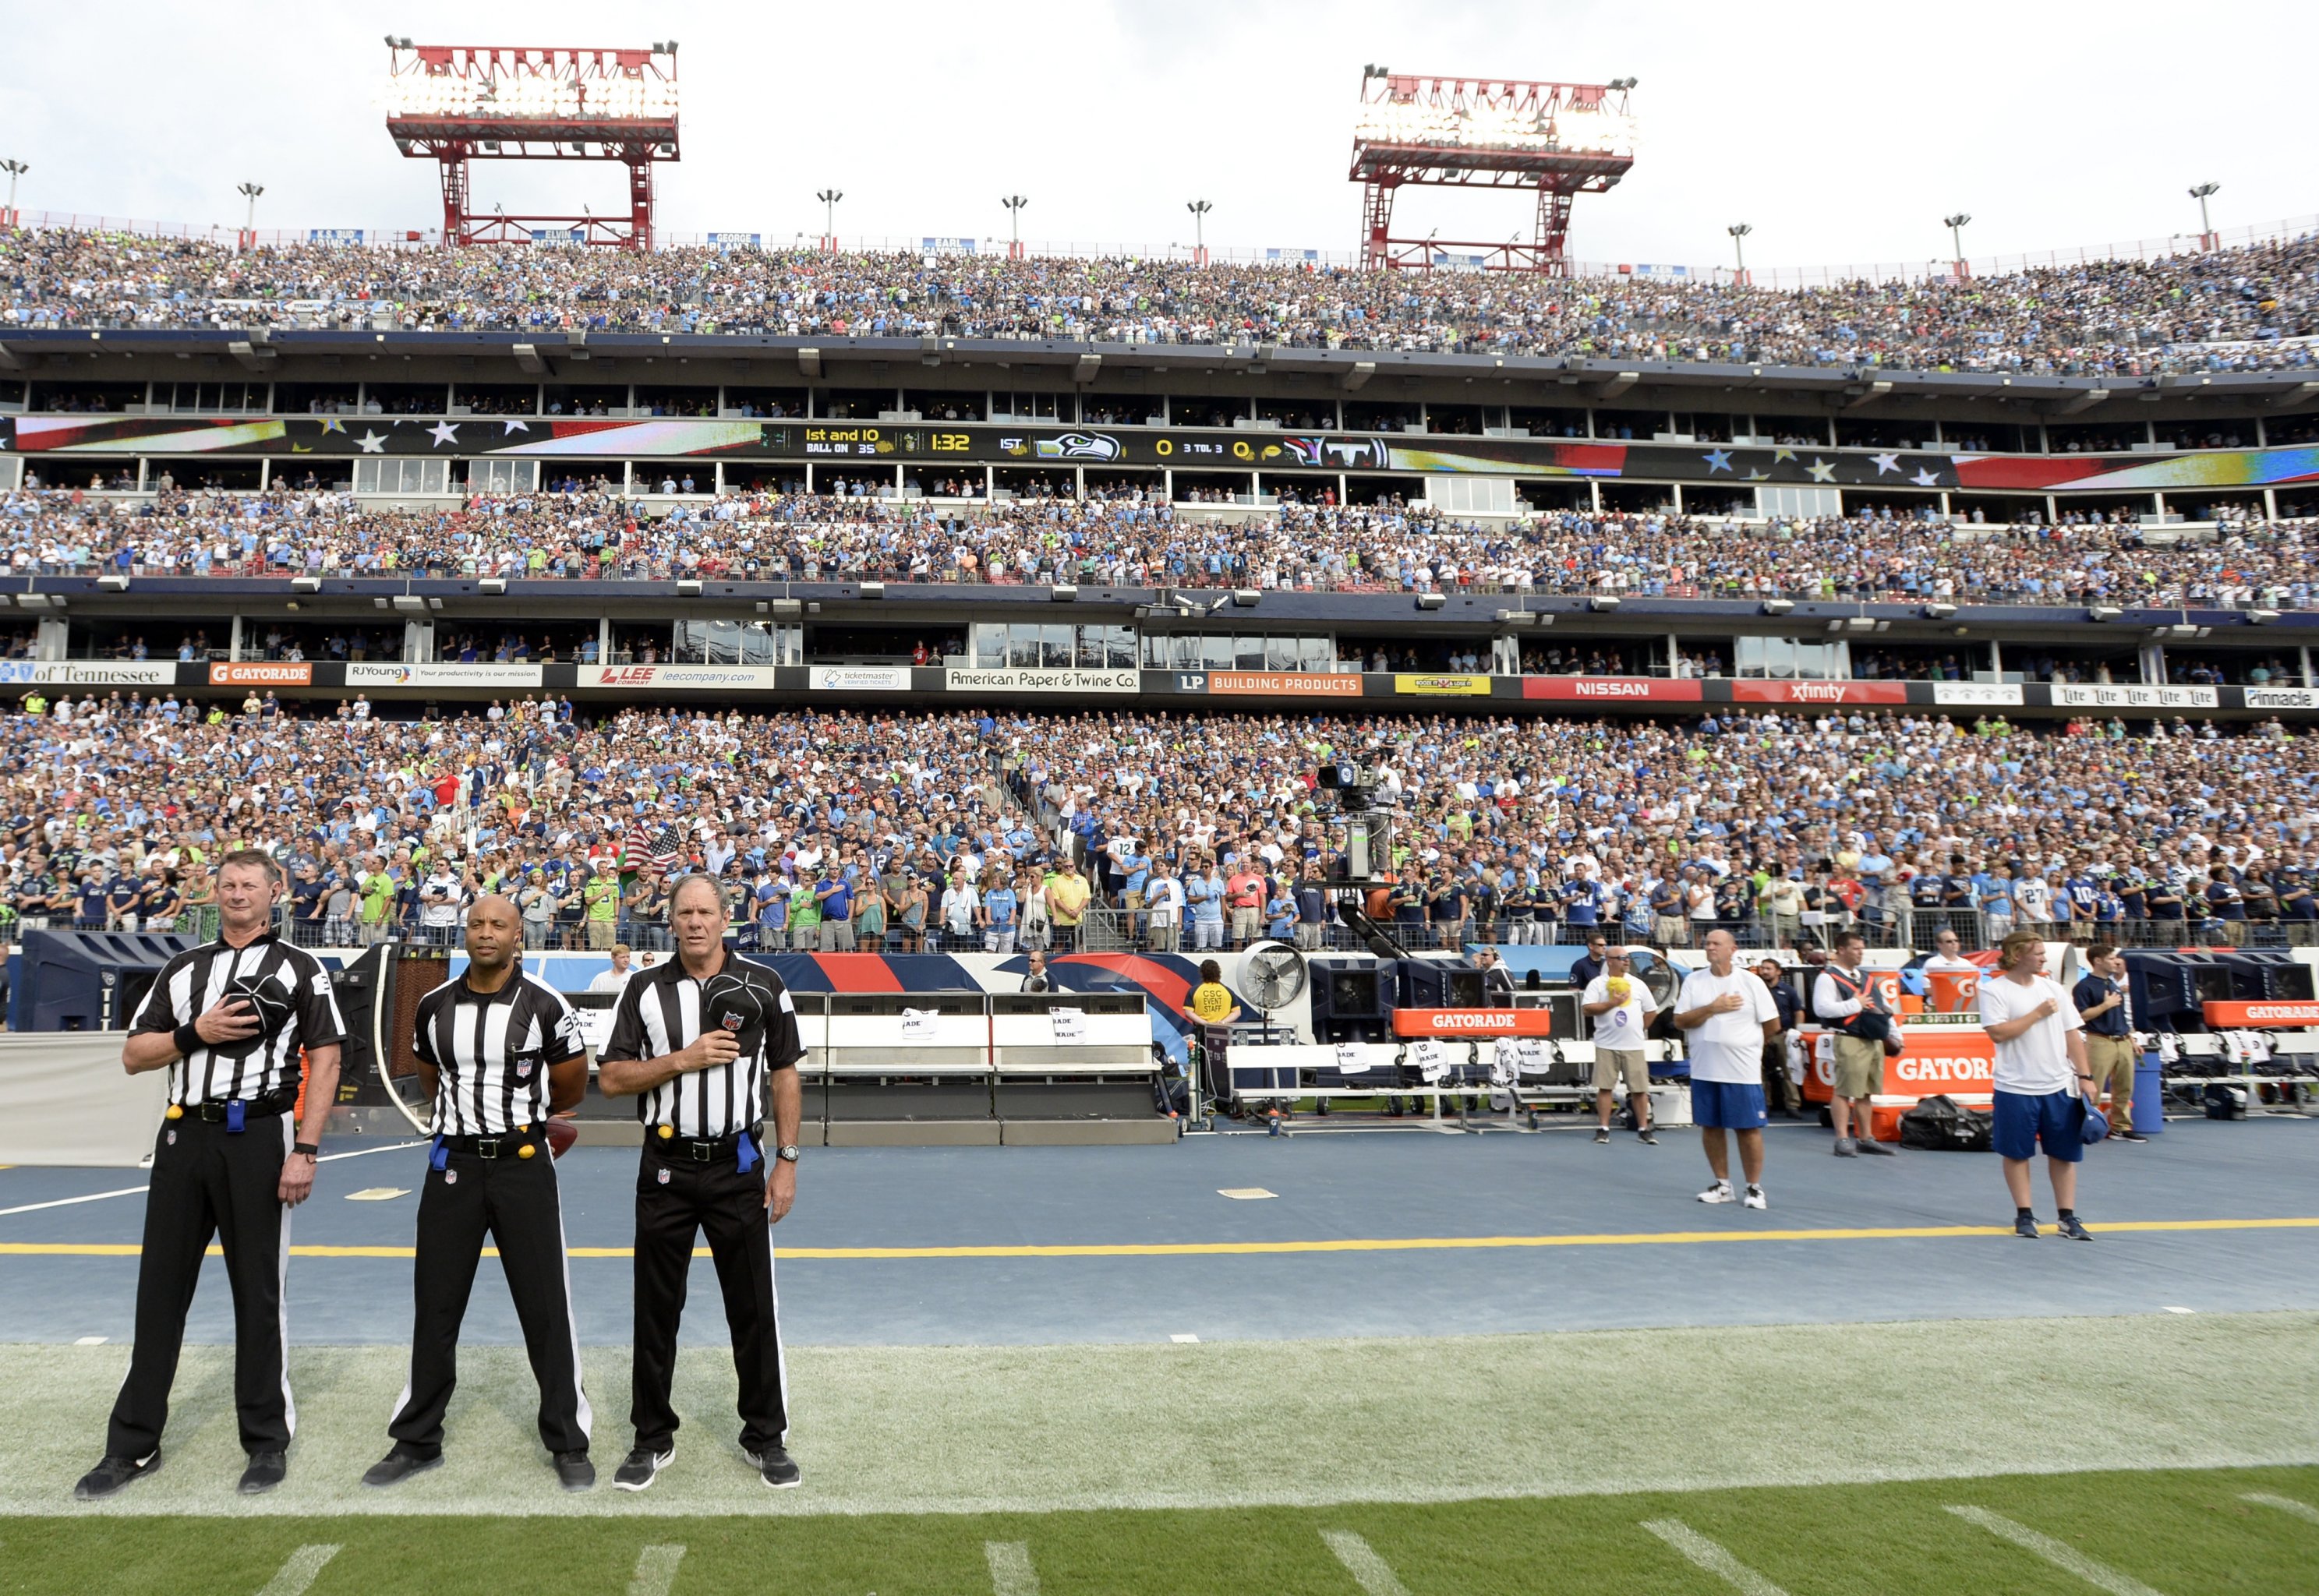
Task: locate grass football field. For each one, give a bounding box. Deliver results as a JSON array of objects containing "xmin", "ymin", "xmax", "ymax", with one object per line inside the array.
[{"xmin": 5, "ymin": 1467, "xmax": 2317, "ymax": 1594}]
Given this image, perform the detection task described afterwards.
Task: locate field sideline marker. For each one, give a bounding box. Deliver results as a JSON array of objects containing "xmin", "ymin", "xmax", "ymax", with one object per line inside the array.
[
  {"xmin": 627, "ymin": 1544, "xmax": 685, "ymax": 1596},
  {"xmin": 2243, "ymin": 1492, "xmax": 2319, "ymax": 1524},
  {"xmin": 0, "ymin": 1142, "xmax": 423, "ymax": 1218},
  {"xmin": 1642, "ymin": 1519, "xmax": 1791, "ymax": 1596}
]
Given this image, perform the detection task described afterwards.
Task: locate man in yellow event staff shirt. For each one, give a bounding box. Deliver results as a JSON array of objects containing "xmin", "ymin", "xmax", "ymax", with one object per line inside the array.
[
  {"xmin": 1045, "ymin": 858, "xmax": 1091, "ymax": 949},
  {"xmin": 1185, "ymin": 959, "xmax": 1242, "ymax": 1107}
]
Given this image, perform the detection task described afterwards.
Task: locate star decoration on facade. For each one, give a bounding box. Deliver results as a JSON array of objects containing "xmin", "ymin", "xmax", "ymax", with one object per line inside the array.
[
  {"xmin": 318, "ymin": 418, "xmax": 346, "ymax": 434},
  {"xmin": 1869, "ymin": 452, "xmax": 1900, "ymax": 475},
  {"xmin": 427, "ymin": 420, "xmax": 460, "ymax": 447},
  {"xmin": 1773, "ymin": 447, "xmax": 1797, "ymax": 462},
  {"xmin": 1911, "ymin": 468, "xmax": 1942, "ymax": 487},
  {"xmin": 1806, "ymin": 457, "xmax": 1837, "ymax": 482},
  {"xmin": 503, "ymin": 419, "xmax": 531, "ymax": 434},
  {"xmin": 356, "ymin": 430, "xmax": 387, "ymax": 454},
  {"xmin": 1702, "ymin": 449, "xmax": 1733, "ymax": 473}
]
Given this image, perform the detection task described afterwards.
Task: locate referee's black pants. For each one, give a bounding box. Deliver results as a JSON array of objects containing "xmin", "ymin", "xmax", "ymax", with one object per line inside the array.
[
  {"xmin": 630, "ymin": 1138, "xmax": 788, "ymax": 1453},
  {"xmin": 108, "ymin": 1112, "xmax": 295, "ymax": 1460},
  {"xmin": 388, "ymin": 1135, "xmax": 590, "ymax": 1458}
]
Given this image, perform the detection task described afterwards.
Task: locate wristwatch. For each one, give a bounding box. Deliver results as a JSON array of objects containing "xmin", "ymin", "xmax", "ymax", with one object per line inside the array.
[
  {"xmin": 292, "ymin": 1142, "xmax": 320, "ymax": 1160},
  {"xmin": 774, "ymin": 1143, "xmax": 801, "ymax": 1163}
]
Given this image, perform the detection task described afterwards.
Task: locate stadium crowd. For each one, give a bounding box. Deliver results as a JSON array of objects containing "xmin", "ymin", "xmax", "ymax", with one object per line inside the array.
[
  {"xmin": 4, "ymin": 226, "xmax": 2316, "ymax": 376},
  {"xmin": 5, "ymin": 693, "xmax": 2314, "ymax": 960},
  {"xmin": 6, "ymin": 482, "xmax": 2316, "ymax": 613}
]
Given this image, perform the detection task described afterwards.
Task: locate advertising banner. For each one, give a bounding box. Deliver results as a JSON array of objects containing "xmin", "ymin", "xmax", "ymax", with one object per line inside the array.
[
  {"xmin": 1391, "ymin": 1008, "xmax": 1557, "ymax": 1038},
  {"xmin": 4, "ymin": 662, "xmax": 178, "ymax": 687},
  {"xmin": 209, "ymin": 662, "xmax": 314, "ymax": 687},
  {"xmin": 1206, "ymin": 671, "xmax": 1364, "ymax": 697},
  {"xmin": 808, "ymin": 665, "xmax": 911, "ymax": 691},
  {"xmin": 2245, "ymin": 687, "xmax": 2319, "ymax": 711},
  {"xmin": 582, "ymin": 664, "xmax": 785, "ymax": 690},
  {"xmin": 345, "ymin": 662, "xmax": 545, "ymax": 687},
  {"xmin": 1801, "ymin": 1026, "xmax": 1995, "ymax": 1103},
  {"xmin": 1730, "ymin": 680, "xmax": 1908, "ymax": 704},
  {"xmin": 1932, "ymin": 682, "xmax": 2025, "ymax": 707},
  {"xmin": 1392, "ymin": 673, "xmax": 1493, "ymax": 697},
  {"xmin": 943, "ymin": 667, "xmax": 1140, "ymax": 694},
  {"xmin": 2201, "ymin": 1000, "xmax": 2319, "ymax": 1027},
  {"xmin": 1522, "ymin": 676, "xmax": 1702, "ymax": 702},
  {"xmin": 2049, "ymin": 684, "xmax": 2218, "ymax": 709}
]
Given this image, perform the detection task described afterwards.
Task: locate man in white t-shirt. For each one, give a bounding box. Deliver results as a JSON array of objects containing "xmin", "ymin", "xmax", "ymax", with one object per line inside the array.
[
  {"xmin": 1978, "ymin": 929, "xmax": 2100, "ymax": 1240},
  {"xmin": 1582, "ymin": 947, "xmax": 1657, "ymax": 1146},
  {"xmin": 1672, "ymin": 929, "xmax": 1781, "ymax": 1209},
  {"xmin": 588, "ymin": 943, "xmax": 635, "ymax": 994}
]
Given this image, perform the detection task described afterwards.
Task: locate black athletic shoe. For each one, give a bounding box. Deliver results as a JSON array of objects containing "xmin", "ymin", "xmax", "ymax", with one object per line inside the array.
[
  {"xmin": 1593, "ymin": 1126, "xmax": 1611, "ymax": 1144},
  {"xmin": 237, "ymin": 1450, "xmax": 287, "ymax": 1495},
  {"xmin": 362, "ymin": 1446, "xmax": 443, "ymax": 1488},
  {"xmin": 2113, "ymin": 1128, "xmax": 2148, "ymax": 1144},
  {"xmin": 2056, "ymin": 1216, "xmax": 2095, "ymax": 1241},
  {"xmin": 553, "ymin": 1450, "xmax": 595, "ymax": 1492},
  {"xmin": 2015, "ymin": 1215, "xmax": 2041, "ymax": 1239},
  {"xmin": 613, "ymin": 1443, "xmax": 673, "ymax": 1492},
  {"xmin": 747, "ymin": 1446, "xmax": 801, "ymax": 1489},
  {"xmin": 1637, "ymin": 1128, "xmax": 1659, "ymax": 1145},
  {"xmin": 72, "ymin": 1449, "xmax": 161, "ymax": 1501},
  {"xmin": 1856, "ymin": 1137, "xmax": 1897, "ymax": 1156}
]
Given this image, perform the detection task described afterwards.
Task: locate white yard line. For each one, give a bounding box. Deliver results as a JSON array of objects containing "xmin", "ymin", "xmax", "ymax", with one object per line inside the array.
[
  {"xmin": 1946, "ymin": 1506, "xmax": 2168, "ymax": 1595},
  {"xmin": 253, "ymin": 1545, "xmax": 341, "ymax": 1596},
  {"xmin": 1320, "ymin": 1530, "xmax": 1414, "ymax": 1596},
  {"xmin": 0, "ymin": 1142, "xmax": 422, "ymax": 1216},
  {"xmin": 626, "ymin": 1544, "xmax": 686, "ymax": 1596},
  {"xmin": 985, "ymin": 1540, "xmax": 1040, "ymax": 1596},
  {"xmin": 2241, "ymin": 1492, "xmax": 2319, "ymax": 1525},
  {"xmin": 1641, "ymin": 1520, "xmax": 1791, "ymax": 1596}
]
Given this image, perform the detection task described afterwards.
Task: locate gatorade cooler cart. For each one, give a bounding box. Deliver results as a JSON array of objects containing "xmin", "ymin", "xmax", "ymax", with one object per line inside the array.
[{"xmin": 1798, "ymin": 969, "xmax": 1995, "ymax": 1142}]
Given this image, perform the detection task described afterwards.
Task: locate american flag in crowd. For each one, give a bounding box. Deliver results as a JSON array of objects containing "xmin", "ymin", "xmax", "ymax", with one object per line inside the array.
[{"xmin": 624, "ymin": 820, "xmax": 684, "ymax": 873}]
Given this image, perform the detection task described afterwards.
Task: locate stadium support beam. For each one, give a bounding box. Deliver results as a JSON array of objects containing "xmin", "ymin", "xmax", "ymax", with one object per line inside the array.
[
  {"xmin": 1342, "ymin": 360, "xmax": 1377, "ymax": 391},
  {"xmin": 2058, "ymin": 387, "xmax": 2111, "ymax": 416},
  {"xmin": 512, "ymin": 343, "xmax": 547, "ymax": 374},
  {"xmin": 2268, "ymin": 380, "xmax": 2319, "ymax": 409},
  {"xmin": 1844, "ymin": 380, "xmax": 1893, "ymax": 409},
  {"xmin": 0, "ymin": 341, "xmax": 30, "ymax": 371},
  {"xmin": 1073, "ymin": 353, "xmax": 1101, "ymax": 383},
  {"xmin": 797, "ymin": 347, "xmax": 822, "ymax": 378},
  {"xmin": 228, "ymin": 334, "xmax": 277, "ymax": 371},
  {"xmin": 1593, "ymin": 370, "xmax": 1640, "ymax": 399}
]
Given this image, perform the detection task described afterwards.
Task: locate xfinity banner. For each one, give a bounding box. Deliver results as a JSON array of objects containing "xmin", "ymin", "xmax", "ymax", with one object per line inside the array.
[
  {"xmin": 809, "ymin": 665, "xmax": 911, "ymax": 691},
  {"xmin": 944, "ymin": 667, "xmax": 1140, "ymax": 694},
  {"xmin": 345, "ymin": 662, "xmax": 546, "ymax": 687}
]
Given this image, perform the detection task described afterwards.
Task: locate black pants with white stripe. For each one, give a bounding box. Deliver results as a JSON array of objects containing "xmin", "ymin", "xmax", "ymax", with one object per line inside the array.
[
  {"xmin": 108, "ymin": 1111, "xmax": 295, "ymax": 1459},
  {"xmin": 630, "ymin": 1140, "xmax": 788, "ymax": 1453},
  {"xmin": 389, "ymin": 1136, "xmax": 590, "ymax": 1458}
]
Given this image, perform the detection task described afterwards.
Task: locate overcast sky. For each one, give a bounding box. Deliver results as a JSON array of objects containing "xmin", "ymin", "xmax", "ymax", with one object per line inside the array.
[{"xmin": 10, "ymin": 2, "xmax": 2314, "ymax": 271}]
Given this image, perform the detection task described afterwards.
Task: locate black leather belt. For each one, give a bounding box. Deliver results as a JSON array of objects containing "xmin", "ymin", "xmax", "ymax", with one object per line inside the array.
[
  {"xmin": 439, "ymin": 1129, "xmax": 543, "ymax": 1160},
  {"xmin": 185, "ymin": 1091, "xmax": 298, "ymax": 1124},
  {"xmin": 649, "ymin": 1125, "xmax": 761, "ymax": 1163}
]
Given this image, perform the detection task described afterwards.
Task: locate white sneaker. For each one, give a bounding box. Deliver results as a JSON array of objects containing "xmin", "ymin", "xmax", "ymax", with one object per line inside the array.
[
  {"xmin": 1742, "ymin": 1185, "xmax": 1768, "ymax": 1210},
  {"xmin": 1697, "ymin": 1181, "xmax": 1735, "ymax": 1204}
]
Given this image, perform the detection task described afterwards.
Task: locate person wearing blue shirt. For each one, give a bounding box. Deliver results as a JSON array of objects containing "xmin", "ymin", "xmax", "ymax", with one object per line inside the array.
[
  {"xmin": 1561, "ymin": 872, "xmax": 1600, "ymax": 928},
  {"xmin": 77, "ymin": 873, "xmax": 111, "ymax": 929},
  {"xmin": 983, "ymin": 880, "xmax": 1019, "ymax": 954},
  {"xmin": 755, "ymin": 873, "xmax": 790, "ymax": 950},
  {"xmin": 2203, "ymin": 874, "xmax": 2246, "ymax": 946},
  {"xmin": 2281, "ymin": 866, "xmax": 2317, "ymax": 923},
  {"xmin": 815, "ymin": 869, "xmax": 855, "ymax": 952}
]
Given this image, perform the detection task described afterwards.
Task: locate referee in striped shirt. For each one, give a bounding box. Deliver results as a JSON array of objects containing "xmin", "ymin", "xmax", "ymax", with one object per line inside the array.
[
  {"xmin": 365, "ymin": 895, "xmax": 595, "ymax": 1491},
  {"xmin": 76, "ymin": 849, "xmax": 345, "ymax": 1501},
  {"xmin": 599, "ymin": 873, "xmax": 805, "ymax": 1492}
]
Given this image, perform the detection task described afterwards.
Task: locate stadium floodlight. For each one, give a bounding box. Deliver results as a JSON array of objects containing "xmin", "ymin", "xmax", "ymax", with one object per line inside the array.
[
  {"xmin": 2189, "ymin": 182, "xmax": 2220, "ymax": 248},
  {"xmin": 1186, "ymin": 199, "xmax": 1212, "ymax": 266},
  {"xmin": 1001, "ymin": 193, "xmax": 1028, "ymax": 260},
  {"xmin": 1943, "ymin": 211, "xmax": 1972, "ymax": 274},
  {"xmin": 1727, "ymin": 222, "xmax": 1752, "ymax": 282},
  {"xmin": 0, "ymin": 159, "xmax": 24, "ymax": 224},
  {"xmin": 816, "ymin": 188, "xmax": 842, "ymax": 252}
]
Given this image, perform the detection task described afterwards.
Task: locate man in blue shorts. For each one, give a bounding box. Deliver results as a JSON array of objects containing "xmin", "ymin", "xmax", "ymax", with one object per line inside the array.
[
  {"xmin": 1672, "ymin": 929, "xmax": 1780, "ymax": 1209},
  {"xmin": 1978, "ymin": 929, "xmax": 2100, "ymax": 1240}
]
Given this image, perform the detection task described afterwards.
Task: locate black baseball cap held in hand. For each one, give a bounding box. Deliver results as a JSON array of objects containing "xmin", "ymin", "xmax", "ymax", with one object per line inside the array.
[{"xmin": 700, "ymin": 967, "xmax": 770, "ymax": 1061}]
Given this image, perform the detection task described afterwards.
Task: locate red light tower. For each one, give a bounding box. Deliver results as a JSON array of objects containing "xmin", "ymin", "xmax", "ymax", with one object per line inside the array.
[
  {"xmin": 383, "ymin": 39, "xmax": 679, "ymax": 249},
  {"xmin": 1349, "ymin": 69, "xmax": 1636, "ymax": 275}
]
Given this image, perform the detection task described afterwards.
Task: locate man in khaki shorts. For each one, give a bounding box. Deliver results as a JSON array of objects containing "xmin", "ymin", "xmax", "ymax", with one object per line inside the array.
[
  {"xmin": 2073, "ymin": 941, "xmax": 2146, "ymax": 1143},
  {"xmin": 1582, "ymin": 947, "xmax": 1657, "ymax": 1145},
  {"xmin": 1812, "ymin": 929, "xmax": 1897, "ymax": 1156}
]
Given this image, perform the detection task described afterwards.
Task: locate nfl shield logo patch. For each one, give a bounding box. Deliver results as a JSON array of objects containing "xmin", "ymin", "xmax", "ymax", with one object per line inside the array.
[
  {"xmin": 656, "ymin": 1168, "xmax": 671, "ymax": 1185},
  {"xmin": 166, "ymin": 1129, "xmax": 176, "ymax": 1146},
  {"xmin": 516, "ymin": 1059, "xmax": 535, "ymax": 1078},
  {"xmin": 444, "ymin": 1170, "xmax": 458, "ymax": 1185},
  {"xmin": 722, "ymin": 1012, "xmax": 744, "ymax": 1032}
]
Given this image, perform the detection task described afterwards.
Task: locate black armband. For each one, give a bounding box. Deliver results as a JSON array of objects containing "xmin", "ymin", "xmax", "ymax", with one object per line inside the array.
[{"xmin": 173, "ymin": 1022, "xmax": 203, "ymax": 1057}]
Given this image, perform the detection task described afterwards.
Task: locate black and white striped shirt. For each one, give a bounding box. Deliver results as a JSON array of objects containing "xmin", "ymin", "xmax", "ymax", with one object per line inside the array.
[
  {"xmin": 603, "ymin": 953, "xmax": 804, "ymax": 1138},
  {"xmin": 412, "ymin": 968, "xmax": 586, "ymax": 1136},
  {"xmin": 131, "ymin": 932, "xmax": 348, "ymax": 1107}
]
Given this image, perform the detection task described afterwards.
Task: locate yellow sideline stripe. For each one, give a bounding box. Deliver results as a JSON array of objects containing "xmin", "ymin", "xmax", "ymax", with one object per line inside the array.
[{"xmin": 2, "ymin": 1216, "xmax": 2317, "ymax": 1261}]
